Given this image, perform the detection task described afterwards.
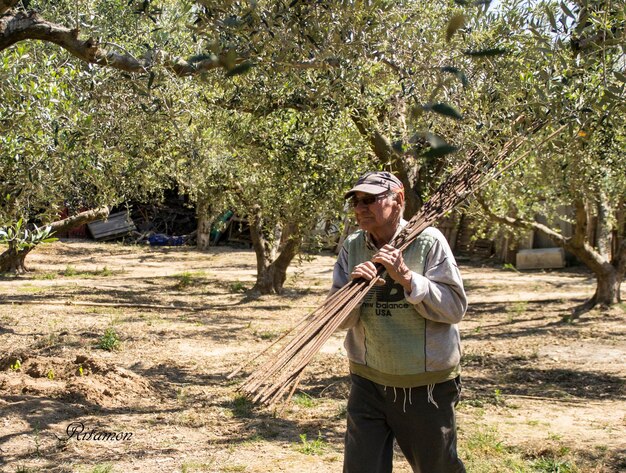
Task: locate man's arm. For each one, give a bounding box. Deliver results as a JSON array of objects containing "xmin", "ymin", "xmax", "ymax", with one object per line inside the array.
[
  {"xmin": 404, "ymin": 236, "xmax": 467, "ymax": 324},
  {"xmin": 329, "ymin": 246, "xmax": 361, "ymax": 329}
]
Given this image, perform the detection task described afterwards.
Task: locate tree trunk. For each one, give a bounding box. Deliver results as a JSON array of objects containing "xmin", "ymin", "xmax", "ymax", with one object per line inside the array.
[
  {"xmin": 573, "ymin": 265, "xmax": 622, "ymax": 315},
  {"xmin": 248, "ymin": 205, "xmax": 301, "ymax": 294},
  {"xmin": 196, "ymin": 198, "xmax": 213, "ymax": 250},
  {"xmin": 478, "ymin": 196, "xmax": 624, "ymax": 314},
  {"xmin": 0, "ymin": 243, "xmax": 32, "ymax": 274},
  {"xmin": 0, "ymin": 206, "xmax": 109, "ymax": 274}
]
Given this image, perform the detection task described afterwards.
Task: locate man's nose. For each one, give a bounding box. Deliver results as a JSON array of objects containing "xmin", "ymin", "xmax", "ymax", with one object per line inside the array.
[{"xmin": 354, "ymin": 201, "xmax": 370, "ymax": 211}]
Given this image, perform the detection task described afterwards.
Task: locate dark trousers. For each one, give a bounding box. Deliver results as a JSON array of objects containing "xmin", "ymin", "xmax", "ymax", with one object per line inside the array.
[{"xmin": 343, "ymin": 374, "xmax": 465, "ymax": 473}]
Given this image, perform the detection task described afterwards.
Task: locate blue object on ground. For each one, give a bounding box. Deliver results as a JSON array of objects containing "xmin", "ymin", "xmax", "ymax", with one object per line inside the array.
[{"xmin": 148, "ymin": 234, "xmax": 185, "ymax": 246}]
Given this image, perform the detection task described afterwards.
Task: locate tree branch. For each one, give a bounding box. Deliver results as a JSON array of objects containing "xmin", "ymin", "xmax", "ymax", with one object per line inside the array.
[
  {"xmin": 475, "ymin": 194, "xmax": 567, "ymax": 244},
  {"xmin": 49, "ymin": 206, "xmax": 110, "ymax": 236},
  {"xmin": 0, "ymin": 11, "xmax": 227, "ymax": 76}
]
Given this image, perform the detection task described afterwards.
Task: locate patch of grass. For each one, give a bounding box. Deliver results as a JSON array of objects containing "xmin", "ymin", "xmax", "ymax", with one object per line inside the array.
[
  {"xmin": 90, "ymin": 464, "xmax": 114, "ymax": 473},
  {"xmin": 61, "ymin": 266, "xmax": 118, "ymax": 278},
  {"xmin": 502, "ymin": 263, "xmax": 520, "ymax": 272},
  {"xmin": 229, "ymin": 281, "xmax": 247, "ymax": 293},
  {"xmin": 174, "ymin": 272, "xmax": 193, "ymax": 289},
  {"xmin": 181, "ymin": 460, "xmax": 215, "ymax": 472},
  {"xmin": 173, "ymin": 271, "xmax": 206, "ymax": 289},
  {"xmin": 531, "ymin": 456, "xmax": 575, "ymax": 472},
  {"xmin": 295, "ymin": 432, "xmax": 327, "ymax": 455},
  {"xmin": 292, "ymin": 392, "xmax": 315, "ymax": 408},
  {"xmin": 460, "ymin": 426, "xmax": 526, "ymax": 472},
  {"xmin": 507, "ymin": 301, "xmax": 528, "ymax": 319},
  {"xmin": 493, "ymin": 388, "xmax": 505, "ymax": 406},
  {"xmin": 97, "ymin": 266, "xmax": 113, "ymax": 277},
  {"xmin": 17, "ymin": 284, "xmax": 47, "ymax": 294},
  {"xmin": 254, "ymin": 329, "xmax": 280, "ymax": 340},
  {"xmin": 230, "ymin": 395, "xmax": 254, "ymax": 418},
  {"xmin": 221, "ymin": 464, "xmax": 247, "ymax": 472},
  {"xmin": 97, "ymin": 328, "xmax": 121, "ymax": 351}
]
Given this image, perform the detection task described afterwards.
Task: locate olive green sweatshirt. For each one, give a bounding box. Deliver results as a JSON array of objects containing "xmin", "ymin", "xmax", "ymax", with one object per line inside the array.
[{"xmin": 330, "ymin": 221, "xmax": 467, "ymax": 388}]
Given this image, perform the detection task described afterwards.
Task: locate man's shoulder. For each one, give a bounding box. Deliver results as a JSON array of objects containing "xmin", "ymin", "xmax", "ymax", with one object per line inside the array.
[
  {"xmin": 343, "ymin": 229, "xmax": 366, "ymax": 248},
  {"xmin": 418, "ymin": 226, "xmax": 446, "ymax": 242},
  {"xmin": 412, "ymin": 226, "xmax": 439, "ymax": 244}
]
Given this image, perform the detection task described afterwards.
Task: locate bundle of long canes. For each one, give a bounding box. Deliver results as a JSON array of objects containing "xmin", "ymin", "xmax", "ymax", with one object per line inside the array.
[{"xmin": 228, "ymin": 120, "xmax": 564, "ymax": 407}]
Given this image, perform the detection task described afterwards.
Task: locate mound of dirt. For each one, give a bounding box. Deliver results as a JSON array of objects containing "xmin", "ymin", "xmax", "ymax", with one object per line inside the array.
[{"xmin": 0, "ymin": 352, "xmax": 154, "ymax": 408}]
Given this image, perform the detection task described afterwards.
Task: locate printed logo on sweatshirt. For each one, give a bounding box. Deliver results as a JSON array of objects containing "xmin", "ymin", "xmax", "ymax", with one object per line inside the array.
[{"xmin": 363, "ymin": 276, "xmax": 410, "ymax": 317}]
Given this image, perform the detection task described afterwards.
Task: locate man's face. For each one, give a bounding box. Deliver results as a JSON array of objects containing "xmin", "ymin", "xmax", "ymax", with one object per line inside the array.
[{"xmin": 352, "ymin": 191, "xmax": 401, "ymax": 234}]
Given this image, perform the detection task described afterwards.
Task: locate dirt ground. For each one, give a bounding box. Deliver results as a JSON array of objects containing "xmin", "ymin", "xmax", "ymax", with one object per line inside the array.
[{"xmin": 0, "ymin": 240, "xmax": 624, "ymax": 473}]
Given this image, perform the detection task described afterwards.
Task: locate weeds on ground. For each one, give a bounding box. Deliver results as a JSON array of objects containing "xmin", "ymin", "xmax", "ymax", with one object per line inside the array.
[
  {"xmin": 174, "ymin": 271, "xmax": 206, "ymax": 289},
  {"xmin": 181, "ymin": 460, "xmax": 215, "ymax": 472},
  {"xmin": 89, "ymin": 464, "xmax": 114, "ymax": 473},
  {"xmin": 97, "ymin": 328, "xmax": 121, "ymax": 351},
  {"xmin": 502, "ymin": 263, "xmax": 520, "ymax": 273},
  {"xmin": 230, "ymin": 395, "xmax": 254, "ymax": 418},
  {"xmin": 493, "ymin": 388, "xmax": 505, "ymax": 406},
  {"xmin": 295, "ymin": 432, "xmax": 327, "ymax": 455},
  {"xmin": 62, "ymin": 266, "xmax": 116, "ymax": 278},
  {"xmin": 531, "ymin": 456, "xmax": 576, "ymax": 472},
  {"xmin": 292, "ymin": 392, "xmax": 316, "ymax": 408},
  {"xmin": 221, "ymin": 465, "xmax": 247, "ymax": 472},
  {"xmin": 229, "ymin": 281, "xmax": 247, "ymax": 293},
  {"xmin": 507, "ymin": 301, "xmax": 528, "ymax": 320},
  {"xmin": 254, "ymin": 329, "xmax": 280, "ymax": 340}
]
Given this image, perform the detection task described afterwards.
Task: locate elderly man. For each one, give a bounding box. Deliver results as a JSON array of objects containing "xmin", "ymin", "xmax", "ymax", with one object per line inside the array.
[{"xmin": 331, "ymin": 171, "xmax": 467, "ymax": 473}]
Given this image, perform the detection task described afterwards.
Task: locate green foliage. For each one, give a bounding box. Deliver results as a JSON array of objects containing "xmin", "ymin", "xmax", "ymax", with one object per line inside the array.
[
  {"xmin": 230, "ymin": 395, "xmax": 254, "ymax": 418},
  {"xmin": 229, "ymin": 282, "xmax": 247, "ymax": 293},
  {"xmin": 174, "ymin": 271, "xmax": 194, "ymax": 289},
  {"xmin": 292, "ymin": 392, "xmax": 315, "ymax": 408},
  {"xmin": 97, "ymin": 328, "xmax": 121, "ymax": 351},
  {"xmin": 295, "ymin": 432, "xmax": 327, "ymax": 456},
  {"xmin": 531, "ymin": 457, "xmax": 575, "ymax": 473},
  {"xmin": 89, "ymin": 464, "xmax": 114, "ymax": 473},
  {"xmin": 0, "ymin": 220, "xmax": 57, "ymax": 252}
]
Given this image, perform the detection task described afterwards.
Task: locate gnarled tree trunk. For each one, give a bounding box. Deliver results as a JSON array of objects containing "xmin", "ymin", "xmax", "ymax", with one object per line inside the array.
[
  {"xmin": 0, "ymin": 207, "xmax": 109, "ymax": 274},
  {"xmin": 248, "ymin": 205, "xmax": 301, "ymax": 294},
  {"xmin": 196, "ymin": 198, "xmax": 213, "ymax": 250},
  {"xmin": 479, "ymin": 197, "xmax": 624, "ymax": 314},
  {"xmin": 0, "ymin": 244, "xmax": 31, "ymax": 274}
]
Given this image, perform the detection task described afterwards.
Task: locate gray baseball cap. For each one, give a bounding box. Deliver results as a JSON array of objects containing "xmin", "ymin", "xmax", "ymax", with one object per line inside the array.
[{"xmin": 344, "ymin": 171, "xmax": 404, "ymax": 199}]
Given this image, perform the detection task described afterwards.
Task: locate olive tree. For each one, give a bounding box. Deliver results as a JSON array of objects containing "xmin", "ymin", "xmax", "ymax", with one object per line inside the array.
[{"xmin": 468, "ymin": 0, "xmax": 626, "ymax": 312}]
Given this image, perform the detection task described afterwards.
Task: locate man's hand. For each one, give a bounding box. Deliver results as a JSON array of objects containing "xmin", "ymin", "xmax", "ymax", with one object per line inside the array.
[
  {"xmin": 371, "ymin": 245, "xmax": 412, "ymax": 292},
  {"xmin": 350, "ymin": 261, "xmax": 384, "ymax": 284},
  {"xmin": 351, "ymin": 245, "xmax": 413, "ymax": 292}
]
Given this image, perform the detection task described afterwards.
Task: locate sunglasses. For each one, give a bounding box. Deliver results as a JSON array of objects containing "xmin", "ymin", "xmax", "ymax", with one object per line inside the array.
[{"xmin": 349, "ymin": 192, "xmax": 391, "ymax": 208}]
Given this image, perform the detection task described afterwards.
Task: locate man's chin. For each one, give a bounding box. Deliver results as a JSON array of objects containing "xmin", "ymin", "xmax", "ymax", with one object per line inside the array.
[{"xmin": 357, "ymin": 221, "xmax": 374, "ymax": 231}]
